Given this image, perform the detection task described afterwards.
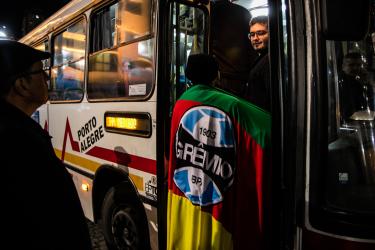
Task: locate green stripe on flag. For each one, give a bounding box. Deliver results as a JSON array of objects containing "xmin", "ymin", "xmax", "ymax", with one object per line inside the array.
[{"xmin": 179, "ymin": 85, "xmax": 271, "ymax": 148}]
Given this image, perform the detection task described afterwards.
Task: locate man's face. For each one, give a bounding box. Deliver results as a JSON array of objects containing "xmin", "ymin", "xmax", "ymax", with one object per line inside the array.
[
  {"xmin": 249, "ymin": 23, "xmax": 269, "ymax": 51},
  {"xmin": 25, "ymin": 61, "xmax": 49, "ymax": 105}
]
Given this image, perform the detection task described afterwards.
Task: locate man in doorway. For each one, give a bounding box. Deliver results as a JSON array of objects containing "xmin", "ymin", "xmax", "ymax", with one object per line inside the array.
[{"xmin": 245, "ymin": 15, "xmax": 271, "ymax": 112}]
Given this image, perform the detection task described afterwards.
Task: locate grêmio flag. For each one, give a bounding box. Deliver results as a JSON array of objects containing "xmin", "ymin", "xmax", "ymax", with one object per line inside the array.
[{"xmin": 167, "ymin": 84, "xmax": 271, "ymax": 250}]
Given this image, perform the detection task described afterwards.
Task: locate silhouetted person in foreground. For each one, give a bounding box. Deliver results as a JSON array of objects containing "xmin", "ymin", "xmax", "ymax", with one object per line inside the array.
[
  {"xmin": 211, "ymin": 0, "xmax": 257, "ymax": 95},
  {"xmin": 0, "ymin": 40, "xmax": 92, "ymax": 250}
]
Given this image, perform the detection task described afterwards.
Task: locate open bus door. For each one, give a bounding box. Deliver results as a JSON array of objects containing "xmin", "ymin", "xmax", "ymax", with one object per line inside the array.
[{"xmin": 157, "ymin": 0, "xmax": 209, "ymax": 249}]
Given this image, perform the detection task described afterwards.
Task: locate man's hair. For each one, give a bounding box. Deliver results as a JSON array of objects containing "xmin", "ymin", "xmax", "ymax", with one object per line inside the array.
[
  {"xmin": 250, "ymin": 15, "xmax": 268, "ymax": 27},
  {"xmin": 186, "ymin": 53, "xmax": 218, "ymax": 85}
]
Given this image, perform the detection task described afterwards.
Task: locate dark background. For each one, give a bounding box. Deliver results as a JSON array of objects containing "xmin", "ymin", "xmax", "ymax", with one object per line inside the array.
[{"xmin": 0, "ymin": 0, "xmax": 71, "ymax": 40}]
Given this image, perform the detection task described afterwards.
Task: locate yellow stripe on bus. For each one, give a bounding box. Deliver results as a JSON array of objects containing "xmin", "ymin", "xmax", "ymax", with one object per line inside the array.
[
  {"xmin": 55, "ymin": 149, "xmax": 100, "ymax": 172},
  {"xmin": 54, "ymin": 148, "xmax": 144, "ymax": 191},
  {"xmin": 130, "ymin": 174, "xmax": 144, "ymax": 191},
  {"xmin": 167, "ymin": 192, "xmax": 233, "ymax": 250}
]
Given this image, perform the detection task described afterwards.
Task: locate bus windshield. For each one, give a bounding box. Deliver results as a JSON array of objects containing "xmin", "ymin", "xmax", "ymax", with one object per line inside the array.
[{"xmin": 325, "ymin": 11, "xmax": 375, "ymax": 214}]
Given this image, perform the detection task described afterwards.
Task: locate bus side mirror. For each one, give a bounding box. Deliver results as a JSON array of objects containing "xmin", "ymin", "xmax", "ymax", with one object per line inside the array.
[{"xmin": 321, "ymin": 0, "xmax": 370, "ymax": 41}]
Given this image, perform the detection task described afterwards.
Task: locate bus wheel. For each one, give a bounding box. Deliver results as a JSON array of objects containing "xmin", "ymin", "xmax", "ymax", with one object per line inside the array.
[{"xmin": 100, "ymin": 185, "xmax": 148, "ymax": 250}]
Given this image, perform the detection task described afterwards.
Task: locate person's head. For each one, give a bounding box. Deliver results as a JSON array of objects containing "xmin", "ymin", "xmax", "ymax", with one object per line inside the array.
[
  {"xmin": 186, "ymin": 53, "xmax": 219, "ymax": 85},
  {"xmin": 342, "ymin": 52, "xmax": 366, "ymax": 77},
  {"xmin": 249, "ymin": 15, "xmax": 269, "ymax": 52},
  {"xmin": 0, "ymin": 40, "xmax": 50, "ymax": 114}
]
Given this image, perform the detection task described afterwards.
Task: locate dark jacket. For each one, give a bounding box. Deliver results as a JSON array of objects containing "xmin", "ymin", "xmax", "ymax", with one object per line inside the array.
[
  {"xmin": 211, "ymin": 0, "xmax": 258, "ymax": 95},
  {"xmin": 0, "ymin": 100, "xmax": 92, "ymax": 250},
  {"xmin": 245, "ymin": 52, "xmax": 271, "ymax": 112}
]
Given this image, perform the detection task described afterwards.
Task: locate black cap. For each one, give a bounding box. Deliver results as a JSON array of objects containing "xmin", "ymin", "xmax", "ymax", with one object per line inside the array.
[
  {"xmin": 0, "ymin": 40, "xmax": 50, "ymax": 83},
  {"xmin": 186, "ymin": 53, "xmax": 218, "ymax": 85}
]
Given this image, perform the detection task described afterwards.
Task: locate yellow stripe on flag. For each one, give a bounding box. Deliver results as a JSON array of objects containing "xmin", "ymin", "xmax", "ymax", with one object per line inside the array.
[{"xmin": 167, "ymin": 192, "xmax": 233, "ymax": 250}]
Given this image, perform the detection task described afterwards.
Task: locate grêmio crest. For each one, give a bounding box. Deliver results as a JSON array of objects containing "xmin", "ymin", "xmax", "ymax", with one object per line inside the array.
[{"xmin": 173, "ymin": 106, "xmax": 236, "ymax": 206}]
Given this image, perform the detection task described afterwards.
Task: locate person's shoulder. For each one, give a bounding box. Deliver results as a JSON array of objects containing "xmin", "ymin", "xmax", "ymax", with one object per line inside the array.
[
  {"xmin": 182, "ymin": 84, "xmax": 213, "ymax": 95},
  {"xmin": 233, "ymin": 94, "xmax": 270, "ymax": 113},
  {"xmin": 0, "ymin": 114, "xmax": 48, "ymax": 147},
  {"xmin": 208, "ymin": 86, "xmax": 270, "ymax": 116},
  {"xmin": 179, "ymin": 85, "xmax": 271, "ymax": 137},
  {"xmin": 220, "ymin": 93, "xmax": 271, "ymax": 146},
  {"xmin": 0, "ymin": 105, "xmax": 20, "ymax": 133}
]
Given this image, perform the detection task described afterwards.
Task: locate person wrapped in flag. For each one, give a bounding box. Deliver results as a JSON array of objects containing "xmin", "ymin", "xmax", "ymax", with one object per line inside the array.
[{"xmin": 167, "ymin": 53, "xmax": 271, "ymax": 249}]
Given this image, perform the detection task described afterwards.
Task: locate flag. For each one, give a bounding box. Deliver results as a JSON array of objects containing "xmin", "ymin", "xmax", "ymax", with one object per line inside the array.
[{"xmin": 167, "ymin": 84, "xmax": 271, "ymax": 250}]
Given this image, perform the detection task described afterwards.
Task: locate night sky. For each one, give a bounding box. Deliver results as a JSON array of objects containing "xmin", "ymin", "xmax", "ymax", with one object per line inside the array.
[{"xmin": 0, "ymin": 0, "xmax": 71, "ymax": 39}]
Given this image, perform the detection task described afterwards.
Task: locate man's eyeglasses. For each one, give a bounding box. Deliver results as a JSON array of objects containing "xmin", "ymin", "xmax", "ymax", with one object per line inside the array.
[
  {"xmin": 20, "ymin": 69, "xmax": 50, "ymax": 81},
  {"xmin": 248, "ymin": 30, "xmax": 268, "ymax": 39}
]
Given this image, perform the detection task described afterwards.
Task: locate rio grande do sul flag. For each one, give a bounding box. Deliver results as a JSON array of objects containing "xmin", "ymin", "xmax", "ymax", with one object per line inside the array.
[{"xmin": 167, "ymin": 84, "xmax": 271, "ymax": 250}]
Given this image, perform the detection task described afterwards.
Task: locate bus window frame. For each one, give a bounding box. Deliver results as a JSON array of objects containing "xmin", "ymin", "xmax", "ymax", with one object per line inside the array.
[
  {"xmin": 167, "ymin": 0, "xmax": 209, "ymax": 103},
  {"xmin": 32, "ymin": 39, "xmax": 52, "ymax": 89},
  {"xmin": 155, "ymin": 1, "xmax": 209, "ymax": 249},
  {"xmin": 33, "ymin": 39, "xmax": 51, "ymax": 68},
  {"xmin": 86, "ymin": 0, "xmax": 156, "ymax": 102}
]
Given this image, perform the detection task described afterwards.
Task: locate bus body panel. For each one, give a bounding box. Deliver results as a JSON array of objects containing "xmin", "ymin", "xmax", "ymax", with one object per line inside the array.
[{"xmin": 48, "ymin": 99, "xmax": 158, "ymax": 206}]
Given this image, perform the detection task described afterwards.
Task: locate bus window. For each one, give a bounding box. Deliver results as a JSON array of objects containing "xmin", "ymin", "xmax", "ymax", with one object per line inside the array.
[
  {"xmin": 322, "ymin": 5, "xmax": 375, "ymax": 236},
  {"xmin": 88, "ymin": 0, "xmax": 154, "ymax": 100},
  {"xmin": 50, "ymin": 19, "xmax": 86, "ymax": 101},
  {"xmin": 90, "ymin": 3, "xmax": 118, "ymax": 51},
  {"xmin": 169, "ymin": 2, "xmax": 206, "ymax": 106},
  {"xmin": 118, "ymin": 0, "xmax": 152, "ymax": 43}
]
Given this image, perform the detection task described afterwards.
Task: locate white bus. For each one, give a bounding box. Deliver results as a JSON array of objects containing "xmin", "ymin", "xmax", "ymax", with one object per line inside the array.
[{"xmin": 20, "ymin": 0, "xmax": 375, "ymax": 249}]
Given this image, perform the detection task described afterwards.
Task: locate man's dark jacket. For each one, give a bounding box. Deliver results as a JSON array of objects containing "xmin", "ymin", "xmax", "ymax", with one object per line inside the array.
[
  {"xmin": 0, "ymin": 100, "xmax": 92, "ymax": 249},
  {"xmin": 245, "ymin": 52, "xmax": 271, "ymax": 112}
]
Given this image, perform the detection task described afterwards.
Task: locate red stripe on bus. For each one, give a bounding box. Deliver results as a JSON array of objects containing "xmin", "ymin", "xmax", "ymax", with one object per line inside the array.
[
  {"xmin": 86, "ymin": 146, "xmax": 156, "ymax": 175},
  {"xmin": 62, "ymin": 118, "xmax": 80, "ymax": 161},
  {"xmin": 44, "ymin": 120, "xmax": 48, "ymax": 131}
]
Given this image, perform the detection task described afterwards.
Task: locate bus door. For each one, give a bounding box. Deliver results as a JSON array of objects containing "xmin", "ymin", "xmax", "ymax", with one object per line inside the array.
[
  {"xmin": 157, "ymin": 0, "xmax": 208, "ymax": 248},
  {"xmin": 168, "ymin": 0, "xmax": 207, "ymax": 102}
]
